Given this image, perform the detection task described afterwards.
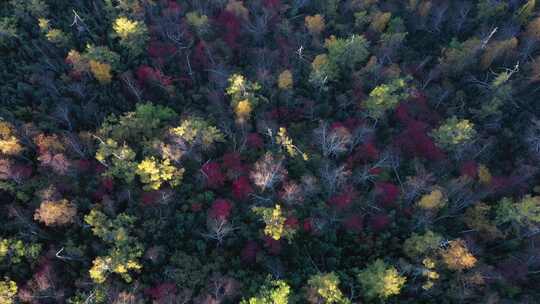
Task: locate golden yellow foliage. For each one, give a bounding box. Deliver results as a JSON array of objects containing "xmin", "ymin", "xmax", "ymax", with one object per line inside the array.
[
  {"xmin": 34, "ymin": 199, "xmax": 77, "ymax": 226},
  {"xmin": 89, "ymin": 60, "xmax": 112, "ymax": 84},
  {"xmin": 278, "ymin": 70, "xmax": 293, "ymax": 90},
  {"xmin": 0, "ymin": 122, "xmax": 22, "ymax": 156},
  {"xmin": 136, "ymin": 156, "xmax": 184, "ymax": 190},
  {"xmin": 113, "ymin": 17, "xmax": 140, "ymax": 39},
  {"xmin": 441, "ymin": 239, "xmax": 477, "ymax": 271},
  {"xmin": 305, "ymin": 14, "xmax": 325, "ymax": 35},
  {"xmin": 417, "ymin": 189, "xmax": 446, "ymax": 210},
  {"xmin": 234, "ymin": 99, "xmax": 252, "ymax": 121}
]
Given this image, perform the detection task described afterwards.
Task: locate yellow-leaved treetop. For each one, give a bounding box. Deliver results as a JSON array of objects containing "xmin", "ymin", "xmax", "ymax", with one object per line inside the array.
[
  {"xmin": 89, "ymin": 60, "xmax": 112, "ymax": 84},
  {"xmin": 136, "ymin": 156, "xmax": 184, "ymax": 190},
  {"xmin": 252, "ymin": 204, "xmax": 295, "ymax": 241},
  {"xmin": 305, "ymin": 14, "xmax": 325, "ymax": 35},
  {"xmin": 113, "ymin": 17, "xmax": 140, "ymax": 40},
  {"xmin": 278, "ymin": 70, "xmax": 293, "ymax": 90},
  {"xmin": 234, "ymin": 99, "xmax": 252, "ymax": 121},
  {"xmin": 34, "ymin": 199, "xmax": 77, "ymax": 226},
  {"xmin": 417, "ymin": 189, "xmax": 446, "ymax": 210},
  {"xmin": 0, "ymin": 121, "xmax": 22, "ymax": 156},
  {"xmin": 440, "ymin": 239, "xmax": 477, "ymax": 271},
  {"xmin": 276, "ymin": 127, "xmax": 308, "ymax": 160}
]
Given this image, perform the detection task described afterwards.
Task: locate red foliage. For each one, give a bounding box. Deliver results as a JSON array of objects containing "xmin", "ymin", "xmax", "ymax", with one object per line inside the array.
[
  {"xmin": 375, "ymin": 182, "xmax": 400, "ymax": 208},
  {"xmin": 460, "ymin": 161, "xmax": 478, "ymax": 179},
  {"xmin": 192, "ymin": 41, "xmax": 209, "ymax": 69},
  {"xmin": 303, "ymin": 218, "xmax": 313, "ymax": 233},
  {"xmin": 147, "ymin": 41, "xmax": 177, "ymax": 59},
  {"xmin": 232, "ymin": 176, "xmax": 253, "ymax": 201},
  {"xmin": 343, "ymin": 214, "xmax": 364, "ymax": 233},
  {"xmin": 285, "ymin": 216, "xmax": 299, "ymax": 230},
  {"xmin": 394, "ymin": 121, "xmax": 445, "ymax": 161},
  {"xmin": 145, "ymin": 283, "xmax": 177, "ymax": 302},
  {"xmin": 76, "ymin": 159, "xmax": 92, "ymax": 172},
  {"xmin": 369, "ymin": 213, "xmax": 390, "ymax": 231},
  {"xmin": 222, "ymin": 152, "xmax": 247, "ymax": 177},
  {"xmin": 215, "ymin": 11, "xmax": 241, "ymax": 49},
  {"xmin": 101, "ymin": 178, "xmax": 114, "ymax": 192},
  {"xmin": 241, "ymin": 240, "xmax": 260, "ymax": 264},
  {"xmin": 247, "ymin": 133, "xmax": 263, "ymax": 149},
  {"xmin": 328, "ymin": 188, "xmax": 357, "ymax": 210},
  {"xmin": 136, "ymin": 65, "xmax": 173, "ymax": 86},
  {"xmin": 209, "ymin": 199, "xmax": 233, "ymax": 220},
  {"xmin": 142, "ymin": 191, "xmax": 159, "ymax": 206},
  {"xmin": 202, "ymin": 162, "xmax": 225, "ymax": 189},
  {"xmin": 348, "ymin": 141, "xmax": 379, "ymax": 168},
  {"xmin": 263, "ymin": 236, "xmax": 282, "ymax": 255}
]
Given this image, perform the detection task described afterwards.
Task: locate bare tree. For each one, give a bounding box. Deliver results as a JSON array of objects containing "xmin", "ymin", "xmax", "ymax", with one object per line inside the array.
[
  {"xmin": 313, "ymin": 121, "xmax": 352, "ymax": 158},
  {"xmin": 250, "ymin": 152, "xmax": 286, "ymax": 192}
]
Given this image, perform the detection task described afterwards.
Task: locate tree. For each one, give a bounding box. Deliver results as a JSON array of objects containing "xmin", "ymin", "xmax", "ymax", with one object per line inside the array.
[
  {"xmin": 136, "ymin": 156, "xmax": 184, "ymax": 190},
  {"xmin": 313, "ymin": 122, "xmax": 352, "ymax": 158},
  {"xmin": 305, "ymin": 14, "xmax": 325, "ymax": 35},
  {"xmin": 306, "ymin": 272, "xmax": 350, "ymax": 304},
  {"xmin": 277, "ymin": 70, "xmax": 293, "ymax": 90},
  {"xmin": 0, "ymin": 278, "xmax": 17, "ymax": 304},
  {"xmin": 112, "ymin": 17, "xmax": 148, "ymax": 56},
  {"xmin": 226, "ymin": 74, "xmax": 262, "ymax": 123},
  {"xmin": 440, "ymin": 239, "xmax": 477, "ymax": 271},
  {"xmin": 34, "ymin": 198, "xmax": 77, "ymax": 226},
  {"xmin": 84, "ymin": 210, "xmax": 143, "ymax": 284},
  {"xmin": 495, "ymin": 195, "xmax": 540, "ymax": 229},
  {"xmin": 357, "ymin": 259, "xmax": 406, "ymax": 300},
  {"xmin": 403, "ymin": 230, "xmax": 442, "ymax": 260},
  {"xmin": 252, "ymin": 204, "xmax": 295, "ymax": 241},
  {"xmin": 169, "ymin": 116, "xmax": 225, "ymax": 151},
  {"xmin": 250, "ymin": 152, "xmax": 286, "ymax": 192},
  {"xmin": 363, "ymin": 78, "xmax": 409, "ymax": 119},
  {"xmin": 0, "ymin": 121, "xmax": 22, "ymax": 156},
  {"xmin": 241, "ymin": 277, "xmax": 290, "ymax": 304},
  {"xmin": 431, "ymin": 117, "xmax": 476, "ymax": 151}
]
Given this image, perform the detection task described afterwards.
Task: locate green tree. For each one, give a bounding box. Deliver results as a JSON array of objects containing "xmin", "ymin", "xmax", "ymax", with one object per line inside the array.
[
  {"xmin": 357, "ymin": 259, "xmax": 406, "ymax": 300},
  {"xmin": 306, "ymin": 272, "xmax": 350, "ymax": 304},
  {"xmin": 363, "ymin": 78, "xmax": 409, "ymax": 119},
  {"xmin": 112, "ymin": 17, "xmax": 149, "ymax": 57},
  {"xmin": 496, "ymin": 195, "xmax": 540, "ymax": 228},
  {"xmin": 241, "ymin": 278, "xmax": 291, "ymax": 304},
  {"xmin": 431, "ymin": 116, "xmax": 476, "ymax": 150},
  {"xmin": 84, "ymin": 210, "xmax": 143, "ymax": 284},
  {"xmin": 403, "ymin": 230, "xmax": 443, "ymax": 260}
]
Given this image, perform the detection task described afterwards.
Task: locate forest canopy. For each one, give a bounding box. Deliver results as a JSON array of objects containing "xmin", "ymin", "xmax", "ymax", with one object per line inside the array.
[{"xmin": 2, "ymin": 0, "xmax": 540, "ymax": 303}]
